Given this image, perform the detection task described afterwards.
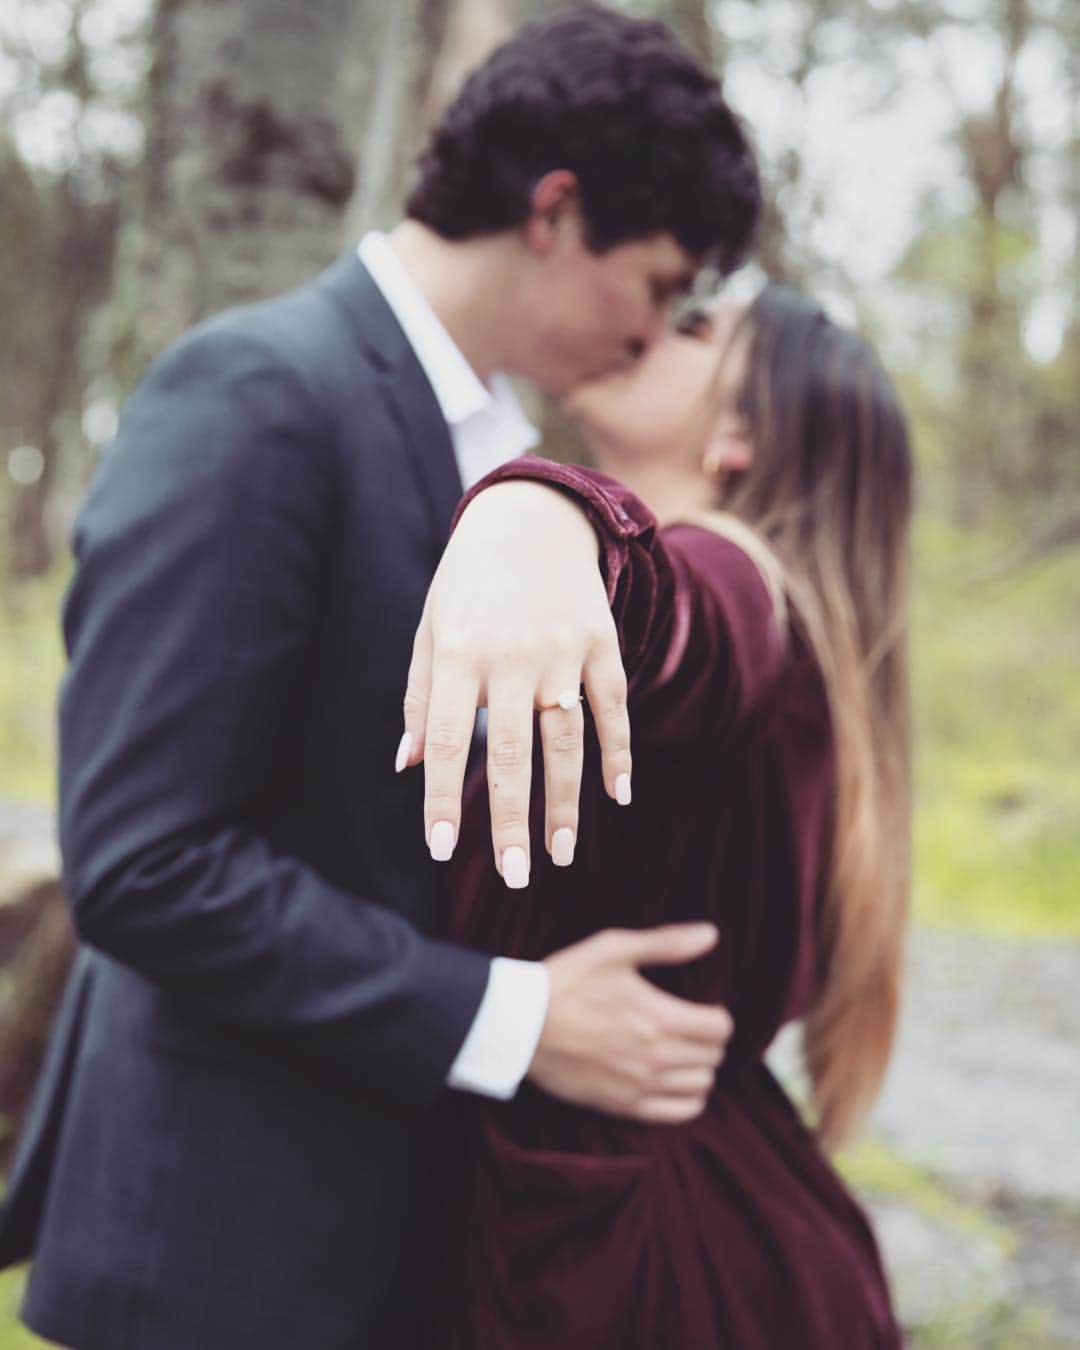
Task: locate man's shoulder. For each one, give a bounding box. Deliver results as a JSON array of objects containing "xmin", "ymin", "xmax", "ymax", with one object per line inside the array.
[{"xmin": 149, "ymin": 254, "xmax": 381, "ymax": 407}]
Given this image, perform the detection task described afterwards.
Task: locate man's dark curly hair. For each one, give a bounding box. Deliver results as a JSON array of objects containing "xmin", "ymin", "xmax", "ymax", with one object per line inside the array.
[{"xmin": 406, "ymin": 3, "xmax": 760, "ymax": 274}]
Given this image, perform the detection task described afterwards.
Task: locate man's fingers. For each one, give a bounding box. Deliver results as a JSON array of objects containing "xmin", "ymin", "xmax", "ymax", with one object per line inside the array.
[
  {"xmin": 582, "ymin": 625, "xmax": 632, "ymax": 806},
  {"xmin": 621, "ymin": 921, "xmax": 720, "ymax": 969},
  {"xmin": 635, "ymin": 1095, "xmax": 710, "ymax": 1125},
  {"xmin": 486, "ymin": 679, "xmax": 536, "ymax": 888},
  {"xmin": 531, "ymin": 925, "xmax": 733, "ymax": 1120},
  {"xmin": 650, "ymin": 1038, "xmax": 727, "ymax": 1071},
  {"xmin": 537, "ymin": 682, "xmax": 584, "ymax": 866},
  {"xmin": 644, "ymin": 985, "xmax": 735, "ymax": 1047},
  {"xmin": 422, "ymin": 662, "xmax": 480, "ymax": 862},
  {"xmin": 398, "ymin": 604, "xmax": 434, "ymax": 772},
  {"xmin": 654, "ymin": 1066, "xmax": 717, "ymax": 1095}
]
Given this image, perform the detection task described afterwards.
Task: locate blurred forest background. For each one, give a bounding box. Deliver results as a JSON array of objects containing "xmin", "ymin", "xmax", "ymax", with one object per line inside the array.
[{"xmin": 0, "ymin": 0, "xmax": 1077, "ymax": 1345}]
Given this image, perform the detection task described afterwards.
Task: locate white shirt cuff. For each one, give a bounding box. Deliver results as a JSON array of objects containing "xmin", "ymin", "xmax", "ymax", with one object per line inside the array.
[{"xmin": 446, "ymin": 957, "xmax": 550, "ymax": 1100}]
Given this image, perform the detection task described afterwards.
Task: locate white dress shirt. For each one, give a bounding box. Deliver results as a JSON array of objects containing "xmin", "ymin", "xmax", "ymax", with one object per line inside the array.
[{"xmin": 358, "ymin": 232, "xmax": 550, "ymax": 1101}]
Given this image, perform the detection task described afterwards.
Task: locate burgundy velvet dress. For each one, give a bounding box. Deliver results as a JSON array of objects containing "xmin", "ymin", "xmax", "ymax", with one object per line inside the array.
[{"xmin": 415, "ymin": 457, "xmax": 903, "ymax": 1349}]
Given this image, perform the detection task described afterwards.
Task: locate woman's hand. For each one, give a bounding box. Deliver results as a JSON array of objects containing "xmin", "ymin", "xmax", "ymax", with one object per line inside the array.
[{"xmin": 398, "ymin": 480, "xmax": 632, "ymax": 886}]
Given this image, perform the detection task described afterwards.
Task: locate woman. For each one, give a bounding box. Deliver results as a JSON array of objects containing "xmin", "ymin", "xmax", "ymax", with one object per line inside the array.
[{"xmin": 416, "ymin": 284, "xmax": 912, "ymax": 1348}]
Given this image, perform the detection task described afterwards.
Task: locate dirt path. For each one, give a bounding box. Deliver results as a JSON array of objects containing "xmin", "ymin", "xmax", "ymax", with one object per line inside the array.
[
  {"xmin": 880, "ymin": 929, "xmax": 1080, "ymax": 1343},
  {"xmin": 0, "ymin": 802, "xmax": 53, "ymax": 850},
  {"xmin": 0, "ymin": 802, "xmax": 57, "ymax": 897},
  {"xmin": 876, "ymin": 929, "xmax": 1080, "ymax": 1205}
]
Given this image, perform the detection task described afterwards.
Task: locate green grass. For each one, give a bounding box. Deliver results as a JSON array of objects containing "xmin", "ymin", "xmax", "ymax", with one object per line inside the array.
[
  {"xmin": 0, "ymin": 570, "xmax": 67, "ymax": 806},
  {"xmin": 0, "ymin": 1269, "xmax": 47, "ymax": 1348},
  {"xmin": 911, "ymin": 513, "xmax": 1080, "ymax": 937},
  {"xmin": 838, "ymin": 1135, "xmax": 1015, "ymax": 1251}
]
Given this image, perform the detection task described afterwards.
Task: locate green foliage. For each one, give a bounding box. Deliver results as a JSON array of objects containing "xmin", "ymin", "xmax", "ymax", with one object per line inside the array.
[
  {"xmin": 900, "ymin": 210, "xmax": 1037, "ymax": 303},
  {"xmin": 893, "ymin": 205, "xmax": 1060, "ymax": 520}
]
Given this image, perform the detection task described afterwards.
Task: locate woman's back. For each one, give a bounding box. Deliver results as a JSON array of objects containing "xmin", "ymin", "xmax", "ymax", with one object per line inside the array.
[
  {"xmin": 430, "ymin": 510, "xmax": 901, "ymax": 1349},
  {"xmin": 451, "ymin": 528, "xmax": 832, "ymax": 1058}
]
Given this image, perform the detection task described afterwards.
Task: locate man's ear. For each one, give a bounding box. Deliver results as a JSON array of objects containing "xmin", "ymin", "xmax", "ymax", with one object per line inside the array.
[{"xmin": 522, "ymin": 170, "xmax": 582, "ymax": 256}]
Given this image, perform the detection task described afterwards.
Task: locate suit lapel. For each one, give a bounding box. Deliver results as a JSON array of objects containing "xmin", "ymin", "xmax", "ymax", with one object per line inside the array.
[
  {"xmin": 377, "ymin": 369, "xmax": 464, "ymax": 555},
  {"xmin": 316, "ymin": 251, "xmax": 463, "ymax": 554}
]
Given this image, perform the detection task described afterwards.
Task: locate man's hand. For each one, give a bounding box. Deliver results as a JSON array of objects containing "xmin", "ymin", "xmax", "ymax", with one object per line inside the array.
[
  {"xmin": 530, "ymin": 923, "xmax": 733, "ymax": 1122},
  {"xmin": 399, "ymin": 480, "xmax": 632, "ymax": 887}
]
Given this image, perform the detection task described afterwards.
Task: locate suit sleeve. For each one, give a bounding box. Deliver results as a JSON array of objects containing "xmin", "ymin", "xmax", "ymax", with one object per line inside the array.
[
  {"xmin": 59, "ymin": 326, "xmax": 490, "ymax": 1105},
  {"xmin": 453, "ymin": 456, "xmax": 788, "ymax": 741}
]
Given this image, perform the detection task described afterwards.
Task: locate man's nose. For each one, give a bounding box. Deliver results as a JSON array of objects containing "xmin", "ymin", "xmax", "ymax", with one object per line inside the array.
[
  {"xmin": 625, "ymin": 337, "xmax": 647, "ymax": 363},
  {"xmin": 630, "ymin": 305, "xmax": 670, "ymax": 357}
]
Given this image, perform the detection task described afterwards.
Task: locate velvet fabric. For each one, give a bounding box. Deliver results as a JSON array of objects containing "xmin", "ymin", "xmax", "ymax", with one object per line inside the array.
[{"xmin": 410, "ymin": 457, "xmax": 903, "ymax": 1348}]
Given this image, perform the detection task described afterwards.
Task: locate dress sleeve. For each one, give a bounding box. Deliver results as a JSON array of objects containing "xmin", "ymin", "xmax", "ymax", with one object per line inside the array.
[{"xmin": 452, "ymin": 455, "xmax": 789, "ymax": 741}]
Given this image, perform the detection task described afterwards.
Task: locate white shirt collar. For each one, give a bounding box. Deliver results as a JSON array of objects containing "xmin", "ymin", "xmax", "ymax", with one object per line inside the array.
[
  {"xmin": 358, "ymin": 232, "xmax": 539, "ymax": 489},
  {"xmin": 359, "ymin": 232, "xmax": 500, "ymax": 425}
]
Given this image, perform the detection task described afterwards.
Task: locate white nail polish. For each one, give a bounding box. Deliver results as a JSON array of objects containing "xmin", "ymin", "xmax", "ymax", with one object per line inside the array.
[
  {"xmin": 395, "ymin": 732, "xmax": 412, "ymax": 774},
  {"xmin": 430, "ymin": 820, "xmax": 455, "ymax": 862},
  {"xmin": 615, "ymin": 773, "xmax": 632, "ymax": 806},
  {"xmin": 552, "ymin": 828, "xmax": 575, "ymax": 867},
  {"xmin": 502, "ymin": 846, "xmax": 530, "ymax": 889}
]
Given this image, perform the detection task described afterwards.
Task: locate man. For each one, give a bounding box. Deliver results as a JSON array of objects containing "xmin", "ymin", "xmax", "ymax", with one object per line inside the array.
[{"xmin": 0, "ymin": 6, "xmax": 760, "ymax": 1346}]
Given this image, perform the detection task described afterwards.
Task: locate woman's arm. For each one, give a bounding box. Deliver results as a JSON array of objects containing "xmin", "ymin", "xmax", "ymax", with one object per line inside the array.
[
  {"xmin": 453, "ymin": 455, "xmax": 789, "ymax": 742},
  {"xmin": 399, "ymin": 454, "xmax": 790, "ymax": 881}
]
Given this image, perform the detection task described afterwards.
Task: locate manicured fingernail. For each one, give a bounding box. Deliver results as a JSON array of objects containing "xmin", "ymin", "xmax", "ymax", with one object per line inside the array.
[
  {"xmin": 552, "ymin": 828, "xmax": 575, "ymax": 867},
  {"xmin": 429, "ymin": 820, "xmax": 456, "ymax": 862},
  {"xmin": 614, "ymin": 773, "xmax": 632, "ymax": 806},
  {"xmin": 502, "ymin": 847, "xmax": 530, "ymax": 889},
  {"xmin": 395, "ymin": 732, "xmax": 412, "ymax": 774}
]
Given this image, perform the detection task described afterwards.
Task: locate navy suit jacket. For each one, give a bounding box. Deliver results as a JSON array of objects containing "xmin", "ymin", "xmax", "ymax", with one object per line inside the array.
[{"xmin": 0, "ymin": 252, "xmax": 493, "ymax": 1348}]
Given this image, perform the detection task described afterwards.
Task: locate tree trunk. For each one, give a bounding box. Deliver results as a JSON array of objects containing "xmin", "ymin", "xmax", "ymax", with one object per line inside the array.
[
  {"xmin": 951, "ymin": 0, "xmax": 1030, "ymax": 523},
  {"xmin": 132, "ymin": 0, "xmax": 368, "ymax": 363},
  {"xmin": 343, "ymin": 0, "xmax": 455, "ymax": 238},
  {"xmin": 663, "ymin": 0, "xmax": 721, "ymax": 66},
  {"xmin": 345, "ymin": 0, "xmax": 564, "ymax": 241},
  {"xmin": 427, "ymin": 0, "xmax": 516, "ymax": 118},
  {"xmin": 8, "ymin": 182, "xmax": 119, "ymax": 578}
]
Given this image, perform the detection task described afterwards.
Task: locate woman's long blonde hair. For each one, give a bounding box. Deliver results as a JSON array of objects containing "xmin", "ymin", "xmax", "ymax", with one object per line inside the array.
[{"xmin": 695, "ymin": 286, "xmax": 913, "ymax": 1151}]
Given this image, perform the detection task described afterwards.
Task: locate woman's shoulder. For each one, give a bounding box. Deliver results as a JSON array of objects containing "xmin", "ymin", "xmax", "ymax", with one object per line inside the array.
[
  {"xmin": 664, "ymin": 516, "xmax": 786, "ymax": 652},
  {"xmin": 663, "ymin": 518, "xmax": 834, "ymax": 740},
  {"xmin": 660, "ymin": 516, "xmax": 786, "ymax": 630},
  {"xmin": 632, "ymin": 519, "xmax": 790, "ymax": 736}
]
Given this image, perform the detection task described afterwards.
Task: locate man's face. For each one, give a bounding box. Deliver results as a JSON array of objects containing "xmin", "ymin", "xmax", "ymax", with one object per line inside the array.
[{"xmin": 523, "ymin": 216, "xmax": 698, "ymax": 397}]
